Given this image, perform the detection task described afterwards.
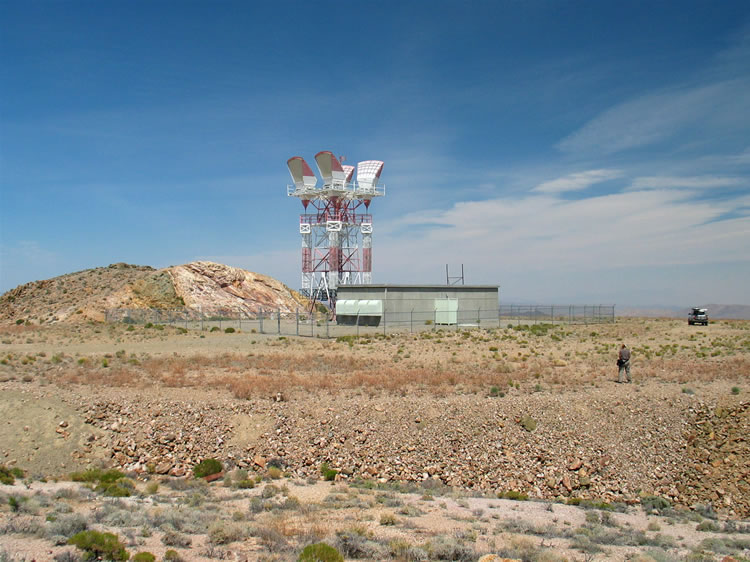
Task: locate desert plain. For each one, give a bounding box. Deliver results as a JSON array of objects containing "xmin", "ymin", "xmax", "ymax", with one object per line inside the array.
[{"xmin": 0, "ymin": 317, "xmax": 748, "ymax": 561}]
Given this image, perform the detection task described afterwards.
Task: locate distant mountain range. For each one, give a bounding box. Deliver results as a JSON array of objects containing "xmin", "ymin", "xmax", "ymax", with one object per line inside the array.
[{"xmin": 617, "ymin": 304, "xmax": 750, "ymax": 320}]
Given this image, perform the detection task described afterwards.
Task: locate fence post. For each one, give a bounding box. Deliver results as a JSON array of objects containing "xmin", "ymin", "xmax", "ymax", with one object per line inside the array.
[
  {"xmin": 326, "ymin": 313, "xmax": 329, "ymax": 339},
  {"xmin": 433, "ymin": 308, "xmax": 437, "ymax": 331},
  {"xmin": 277, "ymin": 308, "xmax": 281, "ymax": 334},
  {"xmin": 356, "ymin": 313, "xmax": 359, "ymax": 338},
  {"xmin": 259, "ymin": 308, "xmax": 264, "ymax": 334},
  {"xmin": 296, "ymin": 309, "xmax": 299, "ymax": 336},
  {"xmin": 410, "ymin": 309, "xmax": 413, "ymax": 333},
  {"xmin": 383, "ymin": 307, "xmax": 386, "ymax": 336},
  {"xmin": 551, "ymin": 305, "xmax": 554, "ymax": 325}
]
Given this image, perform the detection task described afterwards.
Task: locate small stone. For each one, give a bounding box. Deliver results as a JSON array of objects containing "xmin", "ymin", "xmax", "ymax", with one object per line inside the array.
[{"xmin": 562, "ymin": 475, "xmax": 572, "ymax": 493}]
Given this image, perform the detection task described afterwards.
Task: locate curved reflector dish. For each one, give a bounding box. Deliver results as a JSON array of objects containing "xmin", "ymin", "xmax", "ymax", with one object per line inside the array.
[
  {"xmin": 342, "ymin": 165, "xmax": 355, "ymax": 183},
  {"xmin": 287, "ymin": 157, "xmax": 317, "ymax": 189},
  {"xmin": 356, "ymin": 160, "xmax": 384, "ymax": 190},
  {"xmin": 315, "ymin": 151, "xmax": 346, "ymax": 186}
]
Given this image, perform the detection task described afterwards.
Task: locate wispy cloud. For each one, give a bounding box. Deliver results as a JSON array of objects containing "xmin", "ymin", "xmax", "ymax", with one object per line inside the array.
[
  {"xmin": 380, "ymin": 188, "xmax": 750, "ymax": 280},
  {"xmin": 557, "ymin": 82, "xmax": 734, "ymax": 155},
  {"xmin": 532, "ymin": 169, "xmax": 622, "ymax": 194},
  {"xmin": 630, "ymin": 175, "xmax": 744, "ymax": 190}
]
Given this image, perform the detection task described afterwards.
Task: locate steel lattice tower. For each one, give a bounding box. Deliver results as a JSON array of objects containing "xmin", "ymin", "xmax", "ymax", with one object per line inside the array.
[{"xmin": 287, "ymin": 151, "xmax": 385, "ymax": 306}]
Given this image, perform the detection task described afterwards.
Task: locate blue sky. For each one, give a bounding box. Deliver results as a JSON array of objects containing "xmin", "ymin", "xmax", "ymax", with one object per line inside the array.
[{"xmin": 2, "ymin": 1, "xmax": 749, "ymax": 306}]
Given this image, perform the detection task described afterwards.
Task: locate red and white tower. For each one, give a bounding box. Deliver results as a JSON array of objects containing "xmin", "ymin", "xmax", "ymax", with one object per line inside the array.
[{"xmin": 287, "ymin": 151, "xmax": 385, "ymax": 304}]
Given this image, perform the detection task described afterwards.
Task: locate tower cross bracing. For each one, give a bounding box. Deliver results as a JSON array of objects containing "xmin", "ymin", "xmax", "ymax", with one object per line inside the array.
[{"xmin": 287, "ymin": 151, "xmax": 385, "ymax": 305}]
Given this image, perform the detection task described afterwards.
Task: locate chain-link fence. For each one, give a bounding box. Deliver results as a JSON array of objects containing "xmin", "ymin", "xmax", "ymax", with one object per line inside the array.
[
  {"xmin": 498, "ymin": 304, "xmax": 615, "ymax": 325},
  {"xmin": 106, "ymin": 303, "xmax": 614, "ymax": 338}
]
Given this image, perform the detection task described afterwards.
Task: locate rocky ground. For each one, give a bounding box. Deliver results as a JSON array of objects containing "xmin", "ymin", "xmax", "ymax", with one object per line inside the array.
[{"xmin": 0, "ymin": 318, "xmax": 748, "ymax": 561}]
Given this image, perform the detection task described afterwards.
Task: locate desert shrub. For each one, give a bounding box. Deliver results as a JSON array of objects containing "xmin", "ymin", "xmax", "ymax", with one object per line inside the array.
[
  {"xmin": 0, "ymin": 466, "xmax": 23, "ymax": 485},
  {"xmin": 379, "ymin": 513, "xmax": 397, "ymax": 526},
  {"xmin": 52, "ymin": 550, "xmax": 81, "ymax": 562},
  {"xmin": 499, "ymin": 490, "xmax": 529, "ymax": 501},
  {"xmin": 519, "ymin": 415, "xmax": 537, "ymax": 432},
  {"xmin": 640, "ymin": 495, "xmax": 672, "ymax": 514},
  {"xmin": 335, "ymin": 528, "xmax": 387, "ymax": 559},
  {"xmin": 320, "ymin": 462, "xmax": 338, "ymax": 481},
  {"xmin": 68, "ymin": 530, "xmax": 129, "ymax": 561},
  {"xmin": 267, "ymin": 466, "xmax": 282, "ymax": 479},
  {"xmin": 145, "ymin": 481, "xmax": 158, "ymax": 495},
  {"xmin": 489, "ymin": 386, "xmax": 504, "ymax": 397},
  {"xmin": 48, "ymin": 513, "xmax": 88, "ymax": 544},
  {"xmin": 732, "ymin": 386, "xmax": 740, "ymax": 395},
  {"xmin": 8, "ymin": 496, "xmax": 20, "ymax": 512},
  {"xmin": 131, "ymin": 553, "xmax": 155, "ymax": 562},
  {"xmin": 161, "ymin": 530, "xmax": 191, "ymax": 548},
  {"xmin": 298, "ymin": 542, "xmax": 343, "ymax": 562},
  {"xmin": 1, "ymin": 515, "xmax": 44, "ymax": 536},
  {"xmin": 193, "ymin": 458, "xmax": 222, "ymax": 478},
  {"xmin": 210, "ymin": 326, "xmax": 220, "ymax": 332},
  {"xmin": 97, "ymin": 482, "xmax": 132, "ymax": 497},
  {"xmin": 235, "ymin": 479, "xmax": 255, "ymax": 489},
  {"xmin": 207, "ymin": 520, "xmax": 245, "ymax": 544},
  {"xmin": 69, "ymin": 468, "xmax": 124, "ymax": 484},
  {"xmin": 696, "ymin": 520, "xmax": 720, "ymax": 532},
  {"xmin": 425, "ymin": 535, "xmax": 475, "ymax": 561},
  {"xmin": 163, "ymin": 550, "xmax": 183, "ymax": 562}
]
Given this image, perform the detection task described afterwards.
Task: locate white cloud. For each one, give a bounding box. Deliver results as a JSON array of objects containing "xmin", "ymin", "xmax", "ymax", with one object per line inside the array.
[
  {"xmin": 377, "ymin": 189, "xmax": 750, "ymax": 286},
  {"xmin": 630, "ymin": 176, "xmax": 744, "ymax": 190},
  {"xmin": 557, "ymin": 78, "xmax": 750, "ymax": 155},
  {"xmin": 532, "ymin": 169, "xmax": 622, "ymax": 194}
]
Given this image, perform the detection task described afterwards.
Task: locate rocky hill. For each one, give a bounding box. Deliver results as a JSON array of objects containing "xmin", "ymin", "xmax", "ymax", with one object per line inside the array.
[{"xmin": 0, "ymin": 261, "xmax": 308, "ymax": 324}]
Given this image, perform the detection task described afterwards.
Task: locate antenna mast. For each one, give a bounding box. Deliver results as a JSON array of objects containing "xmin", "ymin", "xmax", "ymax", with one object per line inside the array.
[{"xmin": 286, "ymin": 152, "xmax": 385, "ymax": 309}]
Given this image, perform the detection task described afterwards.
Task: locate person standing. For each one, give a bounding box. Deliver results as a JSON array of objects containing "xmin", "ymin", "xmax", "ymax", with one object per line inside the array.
[{"xmin": 617, "ymin": 344, "xmax": 632, "ymax": 383}]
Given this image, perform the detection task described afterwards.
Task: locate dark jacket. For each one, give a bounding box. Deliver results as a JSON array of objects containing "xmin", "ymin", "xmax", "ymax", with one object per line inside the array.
[{"xmin": 619, "ymin": 347, "xmax": 631, "ymax": 362}]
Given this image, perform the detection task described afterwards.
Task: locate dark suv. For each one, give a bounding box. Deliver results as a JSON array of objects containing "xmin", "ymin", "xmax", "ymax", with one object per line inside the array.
[{"xmin": 688, "ymin": 307, "xmax": 708, "ymax": 326}]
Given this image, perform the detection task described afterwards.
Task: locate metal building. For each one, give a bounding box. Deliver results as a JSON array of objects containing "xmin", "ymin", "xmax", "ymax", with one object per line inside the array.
[
  {"xmin": 287, "ymin": 152, "xmax": 385, "ymax": 306},
  {"xmin": 335, "ymin": 284, "xmax": 499, "ymax": 326}
]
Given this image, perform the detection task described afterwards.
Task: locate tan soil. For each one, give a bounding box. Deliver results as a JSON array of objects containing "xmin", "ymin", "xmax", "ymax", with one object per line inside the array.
[{"xmin": 0, "ymin": 318, "xmax": 748, "ymax": 561}]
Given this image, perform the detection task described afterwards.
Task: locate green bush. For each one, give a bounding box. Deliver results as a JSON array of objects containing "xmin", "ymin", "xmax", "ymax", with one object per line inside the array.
[
  {"xmin": 95, "ymin": 483, "xmax": 131, "ymax": 497},
  {"xmin": 163, "ymin": 550, "xmax": 183, "ymax": 561},
  {"xmin": 0, "ymin": 465, "xmax": 22, "ymax": 485},
  {"xmin": 641, "ymin": 494, "xmax": 672, "ymax": 514},
  {"xmin": 193, "ymin": 458, "xmax": 223, "ymax": 478},
  {"xmin": 132, "ymin": 553, "xmax": 156, "ymax": 562},
  {"xmin": 298, "ymin": 542, "xmax": 344, "ymax": 562},
  {"xmin": 499, "ymin": 490, "xmax": 529, "ymax": 501},
  {"xmin": 68, "ymin": 530, "xmax": 129, "ymax": 561},
  {"xmin": 210, "ymin": 326, "xmax": 220, "ymax": 332},
  {"xmin": 320, "ymin": 462, "xmax": 338, "ymax": 481},
  {"xmin": 69, "ymin": 468, "xmax": 124, "ymax": 484},
  {"xmin": 519, "ymin": 415, "xmax": 537, "ymax": 432},
  {"xmin": 224, "ymin": 327, "xmax": 235, "ymax": 333},
  {"xmin": 731, "ymin": 386, "xmax": 740, "ymax": 395}
]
